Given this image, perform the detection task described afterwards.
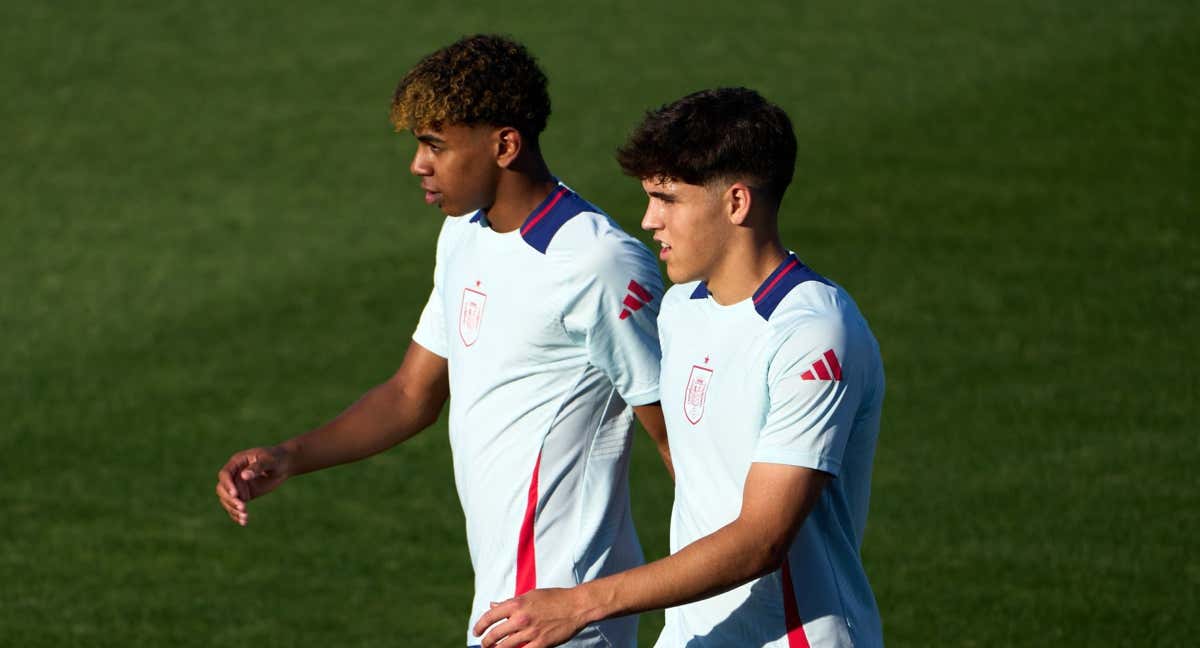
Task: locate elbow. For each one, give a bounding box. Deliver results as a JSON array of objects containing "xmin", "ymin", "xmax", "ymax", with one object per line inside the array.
[
  {"xmin": 750, "ymin": 544, "xmax": 789, "ymax": 579},
  {"xmin": 738, "ymin": 524, "xmax": 791, "ymax": 578},
  {"xmin": 404, "ymin": 385, "xmax": 446, "ymax": 428},
  {"xmin": 385, "ymin": 374, "xmax": 447, "ymax": 427}
]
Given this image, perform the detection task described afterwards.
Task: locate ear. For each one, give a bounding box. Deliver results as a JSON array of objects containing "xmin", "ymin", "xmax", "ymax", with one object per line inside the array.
[
  {"xmin": 494, "ymin": 127, "xmax": 523, "ymax": 168},
  {"xmin": 726, "ymin": 182, "xmax": 753, "ymax": 225}
]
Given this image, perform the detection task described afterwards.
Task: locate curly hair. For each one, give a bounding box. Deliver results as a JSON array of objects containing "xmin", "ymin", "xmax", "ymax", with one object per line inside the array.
[
  {"xmin": 390, "ymin": 35, "xmax": 551, "ymax": 141},
  {"xmin": 616, "ymin": 88, "xmax": 797, "ymax": 202}
]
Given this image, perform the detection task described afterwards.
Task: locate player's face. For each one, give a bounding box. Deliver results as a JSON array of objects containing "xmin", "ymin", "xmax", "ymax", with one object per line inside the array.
[
  {"xmin": 640, "ymin": 177, "xmax": 728, "ymax": 284},
  {"xmin": 409, "ymin": 124, "xmax": 502, "ymax": 216}
]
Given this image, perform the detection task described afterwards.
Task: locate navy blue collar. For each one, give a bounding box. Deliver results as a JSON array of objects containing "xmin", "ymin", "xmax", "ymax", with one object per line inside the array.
[{"xmin": 691, "ymin": 253, "xmax": 830, "ymax": 320}]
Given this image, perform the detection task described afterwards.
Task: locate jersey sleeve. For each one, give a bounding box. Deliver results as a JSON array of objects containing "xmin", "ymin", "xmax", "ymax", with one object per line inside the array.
[
  {"xmin": 565, "ymin": 230, "xmax": 664, "ymax": 406},
  {"xmin": 410, "ymin": 219, "xmax": 451, "ymax": 358},
  {"xmin": 752, "ymin": 315, "xmax": 860, "ymax": 476}
]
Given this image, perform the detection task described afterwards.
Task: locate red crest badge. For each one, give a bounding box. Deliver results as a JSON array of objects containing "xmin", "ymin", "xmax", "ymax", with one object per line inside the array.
[
  {"xmin": 458, "ymin": 287, "xmax": 487, "ymax": 347},
  {"xmin": 684, "ymin": 365, "xmax": 713, "ymax": 425}
]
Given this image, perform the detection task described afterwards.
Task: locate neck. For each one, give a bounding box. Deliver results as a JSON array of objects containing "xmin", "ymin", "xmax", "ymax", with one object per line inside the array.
[
  {"xmin": 705, "ymin": 227, "xmax": 788, "ymax": 305},
  {"xmin": 484, "ymin": 153, "xmax": 557, "ymax": 233}
]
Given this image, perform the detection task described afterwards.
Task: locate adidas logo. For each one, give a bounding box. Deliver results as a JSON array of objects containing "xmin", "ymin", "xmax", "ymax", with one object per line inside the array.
[
  {"xmin": 800, "ymin": 349, "xmax": 843, "ymax": 381},
  {"xmin": 618, "ymin": 280, "xmax": 653, "ymax": 320}
]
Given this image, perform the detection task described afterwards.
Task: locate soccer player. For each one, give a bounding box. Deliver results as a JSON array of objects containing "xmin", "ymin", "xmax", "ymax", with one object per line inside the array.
[
  {"xmin": 214, "ymin": 35, "xmax": 670, "ymax": 648},
  {"xmin": 473, "ymin": 87, "xmax": 885, "ymax": 647}
]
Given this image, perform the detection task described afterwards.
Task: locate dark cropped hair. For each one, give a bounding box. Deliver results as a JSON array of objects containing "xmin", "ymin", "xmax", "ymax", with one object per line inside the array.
[
  {"xmin": 617, "ymin": 87, "xmax": 797, "ymax": 202},
  {"xmin": 391, "ymin": 34, "xmax": 551, "ymax": 141}
]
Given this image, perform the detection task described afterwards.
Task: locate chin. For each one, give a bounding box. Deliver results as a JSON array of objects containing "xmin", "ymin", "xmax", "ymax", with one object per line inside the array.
[{"xmin": 666, "ymin": 264, "xmax": 700, "ymax": 285}]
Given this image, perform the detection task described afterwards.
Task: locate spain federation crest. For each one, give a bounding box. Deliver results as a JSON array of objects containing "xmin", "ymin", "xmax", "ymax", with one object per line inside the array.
[
  {"xmin": 458, "ymin": 287, "xmax": 487, "ymax": 347},
  {"xmin": 684, "ymin": 365, "xmax": 713, "ymax": 425}
]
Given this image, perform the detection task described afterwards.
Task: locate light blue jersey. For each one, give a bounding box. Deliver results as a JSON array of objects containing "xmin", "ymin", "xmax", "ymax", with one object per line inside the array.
[
  {"xmin": 655, "ymin": 253, "xmax": 885, "ymax": 648},
  {"xmin": 412, "ymin": 182, "xmax": 663, "ymax": 647}
]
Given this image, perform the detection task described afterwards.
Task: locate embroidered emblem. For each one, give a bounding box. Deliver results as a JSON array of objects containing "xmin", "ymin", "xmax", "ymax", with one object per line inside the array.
[
  {"xmin": 458, "ymin": 287, "xmax": 487, "ymax": 347},
  {"xmin": 684, "ymin": 365, "xmax": 714, "ymax": 425}
]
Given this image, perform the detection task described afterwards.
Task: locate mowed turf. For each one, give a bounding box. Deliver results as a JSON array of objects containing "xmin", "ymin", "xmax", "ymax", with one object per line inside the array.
[{"xmin": 2, "ymin": 1, "xmax": 1197, "ymax": 645}]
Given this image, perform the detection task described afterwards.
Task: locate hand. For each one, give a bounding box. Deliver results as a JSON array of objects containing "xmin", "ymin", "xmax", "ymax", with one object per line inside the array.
[
  {"xmin": 215, "ymin": 446, "xmax": 291, "ymax": 526},
  {"xmin": 473, "ymin": 587, "xmax": 593, "ymax": 648}
]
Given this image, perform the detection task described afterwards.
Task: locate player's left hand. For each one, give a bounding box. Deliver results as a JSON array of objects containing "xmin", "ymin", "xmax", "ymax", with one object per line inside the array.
[{"xmin": 473, "ymin": 587, "xmax": 591, "ymax": 648}]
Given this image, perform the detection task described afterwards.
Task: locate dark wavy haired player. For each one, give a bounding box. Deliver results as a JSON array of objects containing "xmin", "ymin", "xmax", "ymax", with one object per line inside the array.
[
  {"xmin": 477, "ymin": 88, "xmax": 885, "ymax": 648},
  {"xmin": 215, "ymin": 35, "xmax": 671, "ymax": 648}
]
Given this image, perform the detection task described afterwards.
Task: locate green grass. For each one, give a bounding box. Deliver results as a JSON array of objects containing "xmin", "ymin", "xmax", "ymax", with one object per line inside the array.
[{"xmin": 2, "ymin": 1, "xmax": 1197, "ymax": 645}]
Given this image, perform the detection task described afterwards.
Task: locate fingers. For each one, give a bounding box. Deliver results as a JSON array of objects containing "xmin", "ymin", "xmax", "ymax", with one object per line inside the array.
[
  {"xmin": 480, "ymin": 619, "xmax": 529, "ymax": 648},
  {"xmin": 214, "ymin": 477, "xmax": 248, "ymax": 526},
  {"xmin": 216, "ymin": 464, "xmax": 240, "ymax": 501},
  {"xmin": 216, "ymin": 453, "xmax": 256, "ymax": 526},
  {"xmin": 215, "ymin": 448, "xmax": 286, "ymax": 526},
  {"xmin": 239, "ymin": 451, "xmax": 278, "ymax": 481},
  {"xmin": 473, "ymin": 599, "xmax": 516, "ymax": 637}
]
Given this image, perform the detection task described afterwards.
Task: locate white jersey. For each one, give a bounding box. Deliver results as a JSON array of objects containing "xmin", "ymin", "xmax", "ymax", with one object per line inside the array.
[
  {"xmin": 411, "ymin": 182, "xmax": 663, "ymax": 647},
  {"xmin": 655, "ymin": 253, "xmax": 885, "ymax": 648}
]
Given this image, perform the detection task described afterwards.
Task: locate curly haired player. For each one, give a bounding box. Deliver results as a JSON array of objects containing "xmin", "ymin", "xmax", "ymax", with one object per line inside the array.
[{"xmin": 215, "ymin": 35, "xmax": 670, "ymax": 647}]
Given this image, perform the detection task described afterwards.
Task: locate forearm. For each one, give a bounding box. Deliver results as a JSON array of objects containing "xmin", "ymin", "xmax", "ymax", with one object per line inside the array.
[
  {"xmin": 472, "ymin": 465, "xmax": 828, "ymax": 646},
  {"xmin": 280, "ymin": 377, "xmax": 443, "ymax": 476},
  {"xmin": 633, "ymin": 403, "xmax": 674, "ymax": 480},
  {"xmin": 578, "ymin": 519, "xmax": 781, "ymax": 622}
]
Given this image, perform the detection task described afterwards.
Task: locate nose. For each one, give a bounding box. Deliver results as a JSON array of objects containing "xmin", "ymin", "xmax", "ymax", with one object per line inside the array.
[
  {"xmin": 410, "ymin": 148, "xmax": 432, "ymax": 177},
  {"xmin": 640, "ymin": 203, "xmax": 662, "ymax": 232}
]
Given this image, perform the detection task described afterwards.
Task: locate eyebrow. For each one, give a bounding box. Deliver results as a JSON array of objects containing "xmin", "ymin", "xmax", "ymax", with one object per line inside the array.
[
  {"xmin": 647, "ymin": 190, "xmax": 676, "ymax": 201},
  {"xmin": 416, "ymin": 133, "xmax": 447, "ymax": 145}
]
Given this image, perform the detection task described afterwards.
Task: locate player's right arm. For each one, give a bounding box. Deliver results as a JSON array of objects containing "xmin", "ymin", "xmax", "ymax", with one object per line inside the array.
[{"xmin": 215, "ymin": 340, "xmax": 449, "ymax": 526}]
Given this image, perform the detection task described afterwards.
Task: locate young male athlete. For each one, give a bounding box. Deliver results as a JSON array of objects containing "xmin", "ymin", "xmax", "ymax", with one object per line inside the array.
[
  {"xmin": 214, "ymin": 35, "xmax": 670, "ymax": 647},
  {"xmin": 474, "ymin": 88, "xmax": 885, "ymax": 647}
]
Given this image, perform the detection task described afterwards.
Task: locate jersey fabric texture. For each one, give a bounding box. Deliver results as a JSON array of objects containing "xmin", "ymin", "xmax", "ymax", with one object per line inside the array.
[
  {"xmin": 411, "ymin": 182, "xmax": 663, "ymax": 647},
  {"xmin": 654, "ymin": 253, "xmax": 885, "ymax": 648}
]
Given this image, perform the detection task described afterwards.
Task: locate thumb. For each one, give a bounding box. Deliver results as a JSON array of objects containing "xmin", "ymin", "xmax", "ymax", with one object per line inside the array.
[{"xmin": 240, "ymin": 455, "xmax": 274, "ymax": 481}]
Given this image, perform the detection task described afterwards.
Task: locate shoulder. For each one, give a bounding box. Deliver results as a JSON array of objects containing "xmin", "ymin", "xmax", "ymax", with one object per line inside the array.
[
  {"xmin": 768, "ymin": 281, "xmax": 853, "ymax": 342},
  {"xmin": 519, "ymin": 185, "xmax": 605, "ymax": 254},
  {"xmin": 547, "ymin": 208, "xmax": 657, "ymax": 281},
  {"xmin": 762, "ymin": 278, "xmax": 881, "ymax": 384}
]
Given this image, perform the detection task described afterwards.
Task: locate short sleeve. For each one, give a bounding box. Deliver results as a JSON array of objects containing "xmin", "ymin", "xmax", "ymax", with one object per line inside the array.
[
  {"xmin": 410, "ymin": 219, "xmax": 450, "ymax": 358},
  {"xmin": 566, "ymin": 231, "xmax": 664, "ymax": 406},
  {"xmin": 752, "ymin": 316, "xmax": 860, "ymax": 476}
]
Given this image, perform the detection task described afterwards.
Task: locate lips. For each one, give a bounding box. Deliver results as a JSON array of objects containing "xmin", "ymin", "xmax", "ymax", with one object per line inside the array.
[
  {"xmin": 421, "ymin": 185, "xmax": 442, "ymax": 205},
  {"xmin": 656, "ymin": 239, "xmax": 671, "ymax": 260}
]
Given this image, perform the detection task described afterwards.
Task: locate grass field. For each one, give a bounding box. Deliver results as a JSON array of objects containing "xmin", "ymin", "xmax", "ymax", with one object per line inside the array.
[{"xmin": 2, "ymin": 1, "xmax": 1197, "ymax": 645}]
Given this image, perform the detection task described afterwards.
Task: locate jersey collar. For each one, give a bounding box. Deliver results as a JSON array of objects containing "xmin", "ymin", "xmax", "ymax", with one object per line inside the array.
[{"xmin": 691, "ymin": 253, "xmax": 829, "ymax": 321}]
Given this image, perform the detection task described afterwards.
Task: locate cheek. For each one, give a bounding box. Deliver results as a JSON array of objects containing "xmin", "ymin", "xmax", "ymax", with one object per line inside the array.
[
  {"xmin": 673, "ymin": 212, "xmax": 724, "ymax": 269},
  {"xmin": 680, "ymin": 212, "xmax": 720, "ymax": 248},
  {"xmin": 441, "ymin": 156, "xmax": 476, "ymax": 192}
]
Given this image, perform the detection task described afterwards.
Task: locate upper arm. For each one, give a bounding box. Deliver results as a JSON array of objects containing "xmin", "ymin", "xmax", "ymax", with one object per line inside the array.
[
  {"xmin": 736, "ymin": 313, "xmax": 865, "ymax": 563},
  {"xmin": 737, "ymin": 462, "xmax": 831, "ymax": 563},
  {"xmin": 389, "ymin": 340, "xmax": 450, "ymax": 422},
  {"xmin": 753, "ymin": 316, "xmax": 859, "ymax": 475},
  {"xmin": 568, "ymin": 231, "xmax": 664, "ymax": 406},
  {"xmin": 411, "ymin": 218, "xmax": 454, "ymax": 358}
]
